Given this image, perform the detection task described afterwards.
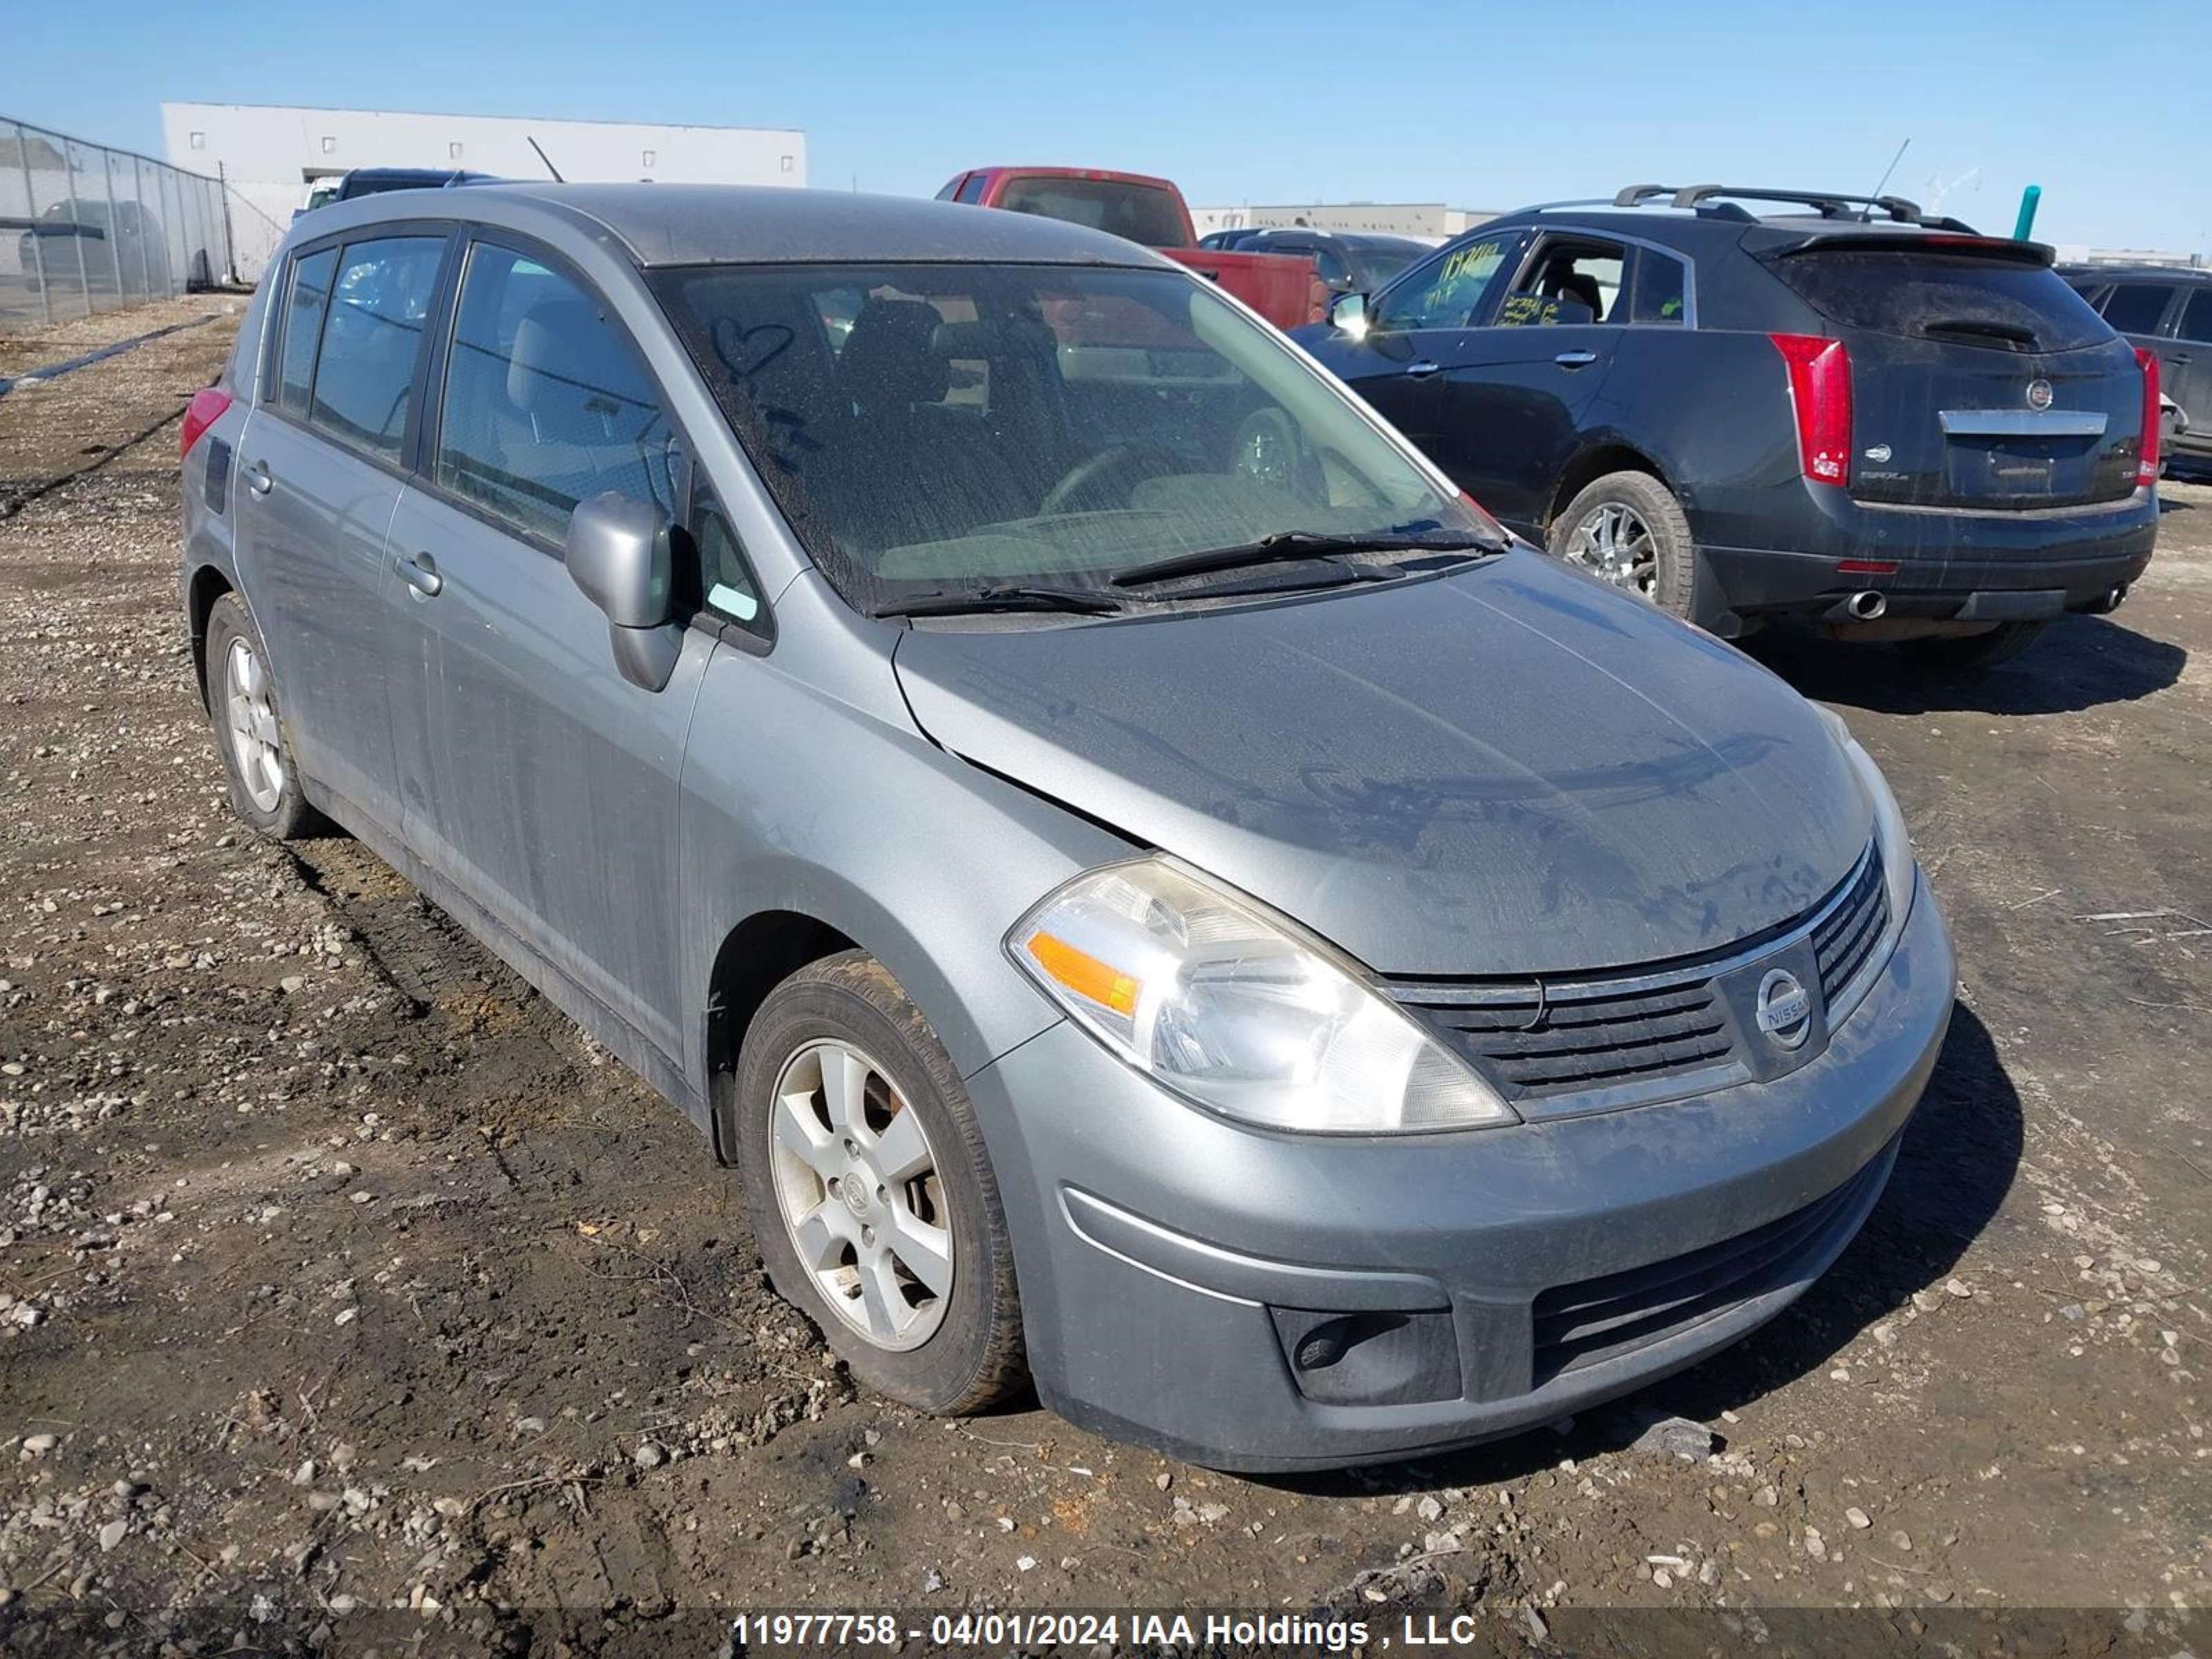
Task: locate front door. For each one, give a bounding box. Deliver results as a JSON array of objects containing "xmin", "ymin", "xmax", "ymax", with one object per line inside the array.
[
  {"xmin": 384, "ymin": 237, "xmax": 708, "ymax": 1062},
  {"xmin": 232, "ymin": 234, "xmax": 447, "ymax": 822},
  {"xmin": 1303, "ymin": 231, "xmax": 1525, "ymax": 469},
  {"xmin": 1429, "ymin": 232, "xmax": 1629, "ymax": 532}
]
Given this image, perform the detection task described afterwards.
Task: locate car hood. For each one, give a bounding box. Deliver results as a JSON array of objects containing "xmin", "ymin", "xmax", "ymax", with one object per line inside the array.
[{"xmin": 892, "ymin": 553, "xmax": 1871, "ymax": 978}]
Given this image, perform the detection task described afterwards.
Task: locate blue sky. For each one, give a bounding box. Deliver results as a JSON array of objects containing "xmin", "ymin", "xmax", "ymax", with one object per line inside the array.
[{"xmin": 10, "ymin": 0, "xmax": 2206, "ymax": 256}]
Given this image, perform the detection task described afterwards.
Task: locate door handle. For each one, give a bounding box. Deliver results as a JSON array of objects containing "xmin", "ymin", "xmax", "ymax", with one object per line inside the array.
[
  {"xmin": 1402, "ymin": 359, "xmax": 1442, "ymax": 379},
  {"xmin": 395, "ymin": 551, "xmax": 443, "ymax": 599},
  {"xmin": 2169, "ymin": 353, "xmax": 2192, "ymax": 366},
  {"xmin": 1554, "ymin": 350, "xmax": 1600, "ymax": 368},
  {"xmin": 243, "ymin": 459, "xmax": 273, "ymax": 497}
]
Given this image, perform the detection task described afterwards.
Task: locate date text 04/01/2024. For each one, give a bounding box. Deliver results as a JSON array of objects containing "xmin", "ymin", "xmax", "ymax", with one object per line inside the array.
[{"xmin": 728, "ymin": 1612, "xmax": 1386, "ymax": 1651}]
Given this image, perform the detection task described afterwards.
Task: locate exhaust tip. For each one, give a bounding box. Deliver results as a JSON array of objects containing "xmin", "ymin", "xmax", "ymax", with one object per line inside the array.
[{"xmin": 1846, "ymin": 589, "xmax": 1888, "ymax": 621}]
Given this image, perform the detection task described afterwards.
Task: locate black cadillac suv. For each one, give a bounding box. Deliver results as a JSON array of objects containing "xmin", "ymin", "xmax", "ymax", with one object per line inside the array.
[{"xmin": 1295, "ymin": 185, "xmax": 2162, "ymax": 668}]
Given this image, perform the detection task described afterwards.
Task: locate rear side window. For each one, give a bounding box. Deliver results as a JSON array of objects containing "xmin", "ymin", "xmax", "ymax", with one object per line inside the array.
[
  {"xmin": 435, "ymin": 244, "xmax": 680, "ymax": 545},
  {"xmin": 955, "ymin": 174, "xmax": 987, "ymax": 205},
  {"xmin": 309, "ymin": 236, "xmax": 444, "ymax": 460},
  {"xmin": 276, "ymin": 247, "xmax": 336, "ymax": 418},
  {"xmin": 2100, "ymin": 283, "xmax": 2176, "ymax": 336},
  {"xmin": 1498, "ymin": 236, "xmax": 1626, "ymax": 326},
  {"xmin": 1769, "ymin": 251, "xmax": 2115, "ymax": 352},
  {"xmin": 2175, "ymin": 289, "xmax": 2212, "ymax": 344}
]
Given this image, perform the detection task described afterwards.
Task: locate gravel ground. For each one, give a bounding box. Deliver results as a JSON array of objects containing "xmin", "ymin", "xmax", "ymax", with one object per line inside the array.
[{"xmin": 0, "ymin": 306, "xmax": 2206, "ymax": 1656}]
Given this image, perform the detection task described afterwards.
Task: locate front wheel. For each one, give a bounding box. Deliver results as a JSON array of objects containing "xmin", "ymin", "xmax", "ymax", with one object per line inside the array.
[
  {"xmin": 1896, "ymin": 620, "xmax": 2049, "ymax": 671},
  {"xmin": 1547, "ymin": 471, "xmax": 1698, "ymax": 619},
  {"xmin": 734, "ymin": 952, "xmax": 1027, "ymax": 1414}
]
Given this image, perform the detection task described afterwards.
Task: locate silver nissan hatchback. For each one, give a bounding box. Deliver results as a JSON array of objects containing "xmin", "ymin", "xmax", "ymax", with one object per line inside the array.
[{"xmin": 179, "ymin": 184, "xmax": 1955, "ymax": 1470}]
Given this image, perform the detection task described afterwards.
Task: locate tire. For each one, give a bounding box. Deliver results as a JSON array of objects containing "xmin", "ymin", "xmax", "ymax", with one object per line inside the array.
[
  {"xmin": 1547, "ymin": 470, "xmax": 1698, "ymax": 619},
  {"xmin": 203, "ymin": 593, "xmax": 321, "ymax": 840},
  {"xmin": 1896, "ymin": 620, "xmax": 2049, "ymax": 671},
  {"xmin": 734, "ymin": 951, "xmax": 1027, "ymax": 1414}
]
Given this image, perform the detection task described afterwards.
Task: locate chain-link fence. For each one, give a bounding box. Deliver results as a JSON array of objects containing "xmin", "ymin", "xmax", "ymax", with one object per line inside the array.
[{"xmin": 1, "ymin": 116, "xmax": 233, "ymax": 330}]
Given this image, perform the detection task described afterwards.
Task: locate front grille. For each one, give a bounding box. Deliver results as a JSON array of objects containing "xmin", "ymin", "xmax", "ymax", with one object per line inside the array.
[
  {"xmin": 1414, "ymin": 981, "xmax": 1734, "ymax": 1098},
  {"xmin": 1529, "ymin": 1146, "xmax": 1893, "ymax": 1383},
  {"xmin": 1389, "ymin": 843, "xmax": 1886, "ymax": 1107},
  {"xmin": 1812, "ymin": 847, "xmax": 1889, "ymax": 1002}
]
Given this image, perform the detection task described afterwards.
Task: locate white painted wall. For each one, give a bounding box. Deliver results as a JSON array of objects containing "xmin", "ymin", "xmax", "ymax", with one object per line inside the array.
[
  {"xmin": 162, "ymin": 103, "xmax": 805, "ymax": 280},
  {"xmin": 1192, "ymin": 203, "xmax": 1494, "ymax": 239}
]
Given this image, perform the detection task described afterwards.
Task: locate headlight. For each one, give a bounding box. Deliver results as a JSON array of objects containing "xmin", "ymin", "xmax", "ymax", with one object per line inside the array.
[
  {"xmin": 1006, "ymin": 857, "xmax": 1517, "ymax": 1135},
  {"xmin": 1811, "ymin": 703, "xmax": 1916, "ymax": 930}
]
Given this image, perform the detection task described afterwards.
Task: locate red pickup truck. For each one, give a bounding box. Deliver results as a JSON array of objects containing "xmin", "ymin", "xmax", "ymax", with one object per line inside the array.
[{"xmin": 935, "ymin": 166, "xmax": 1323, "ymax": 331}]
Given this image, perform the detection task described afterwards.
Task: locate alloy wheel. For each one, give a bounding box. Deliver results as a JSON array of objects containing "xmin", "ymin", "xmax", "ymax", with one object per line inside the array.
[
  {"xmin": 768, "ymin": 1038, "xmax": 953, "ymax": 1351},
  {"xmin": 223, "ymin": 637, "xmax": 285, "ymax": 812},
  {"xmin": 1563, "ymin": 502, "xmax": 1658, "ymax": 598}
]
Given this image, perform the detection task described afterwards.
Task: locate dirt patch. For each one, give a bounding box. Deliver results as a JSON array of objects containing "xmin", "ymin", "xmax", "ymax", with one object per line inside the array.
[{"xmin": 0, "ymin": 311, "xmax": 2204, "ymax": 1653}]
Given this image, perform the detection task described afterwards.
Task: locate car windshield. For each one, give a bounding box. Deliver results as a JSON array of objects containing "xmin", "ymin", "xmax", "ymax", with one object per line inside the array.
[{"xmin": 652, "ymin": 261, "xmax": 1487, "ymax": 615}]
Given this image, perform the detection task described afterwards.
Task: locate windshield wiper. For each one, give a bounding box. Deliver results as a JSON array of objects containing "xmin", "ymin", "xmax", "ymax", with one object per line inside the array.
[
  {"xmin": 1109, "ymin": 529, "xmax": 1505, "ymax": 589},
  {"xmin": 872, "ymin": 584, "xmax": 1125, "ymax": 619}
]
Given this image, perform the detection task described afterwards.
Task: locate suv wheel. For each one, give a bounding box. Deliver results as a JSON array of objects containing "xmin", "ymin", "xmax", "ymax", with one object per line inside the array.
[
  {"xmin": 203, "ymin": 593, "xmax": 321, "ymax": 841},
  {"xmin": 1897, "ymin": 620, "xmax": 2049, "ymax": 671},
  {"xmin": 1549, "ymin": 471, "xmax": 1697, "ymax": 618},
  {"xmin": 735, "ymin": 951, "xmax": 1027, "ymax": 1414}
]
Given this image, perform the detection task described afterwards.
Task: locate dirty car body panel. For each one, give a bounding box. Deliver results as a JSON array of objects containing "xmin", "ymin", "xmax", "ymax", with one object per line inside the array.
[{"xmin": 179, "ymin": 182, "xmax": 1956, "ymax": 1469}]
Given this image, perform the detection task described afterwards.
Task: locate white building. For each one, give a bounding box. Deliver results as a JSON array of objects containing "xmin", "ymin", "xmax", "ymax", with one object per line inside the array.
[
  {"xmin": 161, "ymin": 102, "xmax": 805, "ymax": 280},
  {"xmin": 1192, "ymin": 202, "xmax": 1496, "ymax": 241}
]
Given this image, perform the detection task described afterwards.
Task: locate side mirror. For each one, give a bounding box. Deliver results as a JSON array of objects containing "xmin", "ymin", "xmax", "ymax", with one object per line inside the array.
[
  {"xmin": 566, "ymin": 491, "xmax": 682, "ymax": 692},
  {"xmin": 1328, "ymin": 290, "xmax": 1370, "ymax": 339}
]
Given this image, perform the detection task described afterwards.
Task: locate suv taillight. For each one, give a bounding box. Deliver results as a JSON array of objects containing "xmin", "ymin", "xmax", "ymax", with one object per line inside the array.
[
  {"xmin": 2136, "ymin": 348, "xmax": 2162, "ymax": 487},
  {"xmin": 1770, "ymin": 334, "xmax": 1852, "ymax": 489},
  {"xmin": 181, "ymin": 387, "xmax": 232, "ymax": 460}
]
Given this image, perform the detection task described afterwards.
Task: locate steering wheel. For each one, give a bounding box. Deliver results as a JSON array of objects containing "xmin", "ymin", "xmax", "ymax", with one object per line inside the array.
[
  {"xmin": 1040, "ymin": 442, "xmax": 1182, "ymax": 516},
  {"xmin": 1231, "ymin": 407, "xmax": 1304, "ymax": 490}
]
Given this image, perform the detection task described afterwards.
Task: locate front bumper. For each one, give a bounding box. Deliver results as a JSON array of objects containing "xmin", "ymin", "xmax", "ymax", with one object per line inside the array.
[{"xmin": 966, "ymin": 872, "xmax": 1955, "ymax": 1471}]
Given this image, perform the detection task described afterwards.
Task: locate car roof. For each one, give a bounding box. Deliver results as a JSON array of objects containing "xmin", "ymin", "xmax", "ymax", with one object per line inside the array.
[{"xmin": 324, "ymin": 181, "xmax": 1171, "ymax": 270}]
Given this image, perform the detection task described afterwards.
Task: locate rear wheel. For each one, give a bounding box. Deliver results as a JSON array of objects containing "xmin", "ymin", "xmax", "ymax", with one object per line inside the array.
[
  {"xmin": 204, "ymin": 593, "xmax": 320, "ymax": 841},
  {"xmin": 1896, "ymin": 620, "xmax": 2049, "ymax": 671},
  {"xmin": 735, "ymin": 952, "xmax": 1026, "ymax": 1414},
  {"xmin": 1548, "ymin": 471, "xmax": 1697, "ymax": 619}
]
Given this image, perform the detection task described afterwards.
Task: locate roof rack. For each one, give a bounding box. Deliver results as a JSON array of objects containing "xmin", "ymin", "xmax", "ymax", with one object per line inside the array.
[{"xmin": 1609, "ymin": 184, "xmax": 1972, "ymax": 231}]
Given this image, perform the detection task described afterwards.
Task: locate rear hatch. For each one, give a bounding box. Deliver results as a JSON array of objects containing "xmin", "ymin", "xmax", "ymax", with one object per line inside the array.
[{"xmin": 1756, "ymin": 233, "xmax": 2145, "ymax": 509}]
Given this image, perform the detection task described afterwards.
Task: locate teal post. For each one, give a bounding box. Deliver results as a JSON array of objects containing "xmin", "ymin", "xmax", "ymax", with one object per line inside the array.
[{"xmin": 2014, "ymin": 185, "xmax": 2042, "ymax": 241}]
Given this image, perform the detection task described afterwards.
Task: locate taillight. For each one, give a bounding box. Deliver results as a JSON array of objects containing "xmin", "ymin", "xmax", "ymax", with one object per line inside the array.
[
  {"xmin": 1770, "ymin": 333, "xmax": 1853, "ymax": 488},
  {"xmin": 2136, "ymin": 347, "xmax": 2162, "ymax": 487},
  {"xmin": 181, "ymin": 386, "xmax": 232, "ymax": 459}
]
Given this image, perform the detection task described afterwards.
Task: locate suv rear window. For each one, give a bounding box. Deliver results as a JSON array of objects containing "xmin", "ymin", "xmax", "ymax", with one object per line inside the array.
[{"xmin": 1766, "ymin": 250, "xmax": 2112, "ymax": 353}]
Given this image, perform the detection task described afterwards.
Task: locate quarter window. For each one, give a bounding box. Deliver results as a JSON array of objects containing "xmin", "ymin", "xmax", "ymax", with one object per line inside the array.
[
  {"xmin": 2101, "ymin": 283, "xmax": 2177, "ymax": 336},
  {"xmin": 692, "ymin": 489, "xmax": 767, "ymax": 635},
  {"xmin": 435, "ymin": 244, "xmax": 680, "ymax": 545},
  {"xmin": 309, "ymin": 236, "xmax": 444, "ymax": 460},
  {"xmin": 1630, "ymin": 249, "xmax": 1689, "ymax": 326},
  {"xmin": 275, "ymin": 247, "xmax": 336, "ymax": 418},
  {"xmin": 2178, "ymin": 288, "xmax": 2212, "ymax": 345},
  {"xmin": 1371, "ymin": 234, "xmax": 1517, "ymax": 332}
]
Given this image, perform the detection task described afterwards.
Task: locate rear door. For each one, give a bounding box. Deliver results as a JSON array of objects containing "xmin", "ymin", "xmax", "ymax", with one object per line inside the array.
[
  {"xmin": 1300, "ymin": 229, "xmax": 1526, "ymax": 467},
  {"xmin": 2161, "ymin": 286, "xmax": 2212, "ymax": 460},
  {"xmin": 232, "ymin": 231, "xmax": 447, "ymax": 823},
  {"xmin": 1426, "ymin": 230, "xmax": 1631, "ymax": 529},
  {"xmin": 1762, "ymin": 239, "xmax": 2150, "ymax": 511},
  {"xmin": 382, "ymin": 234, "xmax": 711, "ymax": 1063}
]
